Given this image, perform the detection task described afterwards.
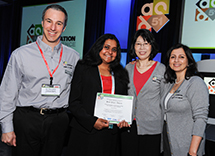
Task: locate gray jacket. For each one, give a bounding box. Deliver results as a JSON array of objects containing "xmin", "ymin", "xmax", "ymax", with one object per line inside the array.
[
  {"xmin": 126, "ymin": 62, "xmax": 165, "ymax": 135},
  {"xmin": 161, "ymin": 76, "xmax": 209, "ymax": 156}
]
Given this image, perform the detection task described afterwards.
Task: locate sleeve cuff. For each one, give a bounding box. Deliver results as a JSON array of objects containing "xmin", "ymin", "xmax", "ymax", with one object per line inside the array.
[{"xmin": 1, "ymin": 120, "xmax": 14, "ymax": 133}]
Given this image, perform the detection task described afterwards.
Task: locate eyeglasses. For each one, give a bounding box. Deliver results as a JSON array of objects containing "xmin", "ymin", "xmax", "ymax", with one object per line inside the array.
[{"xmin": 135, "ymin": 42, "xmax": 150, "ymax": 48}]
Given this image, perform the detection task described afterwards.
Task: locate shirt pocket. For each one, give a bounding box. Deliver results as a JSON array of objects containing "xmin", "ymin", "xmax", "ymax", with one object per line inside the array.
[{"xmin": 63, "ymin": 62, "xmax": 75, "ymax": 83}]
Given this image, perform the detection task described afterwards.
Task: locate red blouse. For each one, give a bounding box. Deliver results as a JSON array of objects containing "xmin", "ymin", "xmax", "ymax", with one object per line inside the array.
[{"xmin": 101, "ymin": 75, "xmax": 112, "ymax": 94}]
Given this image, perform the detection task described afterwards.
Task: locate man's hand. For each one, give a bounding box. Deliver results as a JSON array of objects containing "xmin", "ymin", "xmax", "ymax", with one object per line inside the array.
[
  {"xmin": 1, "ymin": 131, "xmax": 16, "ymax": 146},
  {"xmin": 94, "ymin": 118, "xmax": 109, "ymax": 130}
]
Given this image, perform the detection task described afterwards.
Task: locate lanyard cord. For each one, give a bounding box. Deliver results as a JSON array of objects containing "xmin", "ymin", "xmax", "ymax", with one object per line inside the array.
[{"xmin": 36, "ymin": 42, "xmax": 63, "ymax": 85}]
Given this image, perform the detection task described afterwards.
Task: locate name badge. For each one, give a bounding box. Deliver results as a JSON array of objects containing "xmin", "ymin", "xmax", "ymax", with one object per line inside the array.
[{"xmin": 41, "ymin": 84, "xmax": 61, "ymax": 96}]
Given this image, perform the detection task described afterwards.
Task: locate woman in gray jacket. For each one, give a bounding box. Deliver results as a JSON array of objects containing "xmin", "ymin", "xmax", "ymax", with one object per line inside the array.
[
  {"xmin": 121, "ymin": 29, "xmax": 165, "ymax": 156},
  {"xmin": 161, "ymin": 43, "xmax": 209, "ymax": 156}
]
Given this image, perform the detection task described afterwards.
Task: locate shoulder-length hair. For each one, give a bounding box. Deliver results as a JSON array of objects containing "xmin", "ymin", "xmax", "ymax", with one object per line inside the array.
[
  {"xmin": 82, "ymin": 33, "xmax": 121, "ymax": 69},
  {"xmin": 164, "ymin": 43, "xmax": 200, "ymax": 83},
  {"xmin": 81, "ymin": 33, "xmax": 129, "ymax": 85},
  {"xmin": 129, "ymin": 29, "xmax": 158, "ymax": 60}
]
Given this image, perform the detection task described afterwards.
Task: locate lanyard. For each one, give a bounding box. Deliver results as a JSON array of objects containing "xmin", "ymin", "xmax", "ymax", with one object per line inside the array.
[
  {"xmin": 98, "ymin": 69, "xmax": 115, "ymax": 129},
  {"xmin": 110, "ymin": 74, "xmax": 115, "ymax": 94},
  {"xmin": 36, "ymin": 42, "xmax": 63, "ymax": 85}
]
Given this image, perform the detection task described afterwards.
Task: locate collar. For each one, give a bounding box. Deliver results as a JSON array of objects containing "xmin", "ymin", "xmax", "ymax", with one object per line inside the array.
[{"xmin": 36, "ymin": 35, "xmax": 62, "ymax": 53}]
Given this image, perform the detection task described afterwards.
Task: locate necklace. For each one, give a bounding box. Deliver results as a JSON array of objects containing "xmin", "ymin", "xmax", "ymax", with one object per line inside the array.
[{"xmin": 175, "ymin": 78, "xmax": 184, "ymax": 84}]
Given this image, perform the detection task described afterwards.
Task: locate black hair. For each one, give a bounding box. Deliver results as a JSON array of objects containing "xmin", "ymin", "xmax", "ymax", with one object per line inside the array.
[
  {"xmin": 81, "ymin": 34, "xmax": 120, "ymax": 67},
  {"xmin": 164, "ymin": 43, "xmax": 201, "ymax": 83},
  {"xmin": 81, "ymin": 33, "xmax": 129, "ymax": 85},
  {"xmin": 129, "ymin": 29, "xmax": 158, "ymax": 60},
  {"xmin": 42, "ymin": 4, "xmax": 68, "ymax": 27}
]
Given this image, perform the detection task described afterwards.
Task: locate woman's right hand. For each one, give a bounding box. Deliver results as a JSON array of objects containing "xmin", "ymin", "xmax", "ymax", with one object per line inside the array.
[
  {"xmin": 117, "ymin": 120, "xmax": 130, "ymax": 128},
  {"xmin": 94, "ymin": 118, "xmax": 109, "ymax": 130}
]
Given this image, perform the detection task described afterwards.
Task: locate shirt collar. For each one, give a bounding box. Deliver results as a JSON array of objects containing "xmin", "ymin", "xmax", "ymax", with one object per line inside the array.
[{"xmin": 36, "ymin": 35, "xmax": 62, "ymax": 53}]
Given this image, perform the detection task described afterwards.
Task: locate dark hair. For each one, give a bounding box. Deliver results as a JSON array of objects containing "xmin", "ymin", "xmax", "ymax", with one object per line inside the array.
[
  {"xmin": 81, "ymin": 33, "xmax": 129, "ymax": 85},
  {"xmin": 82, "ymin": 34, "xmax": 121, "ymax": 67},
  {"xmin": 42, "ymin": 4, "xmax": 68, "ymax": 27},
  {"xmin": 129, "ymin": 29, "xmax": 158, "ymax": 60},
  {"xmin": 164, "ymin": 43, "xmax": 200, "ymax": 83}
]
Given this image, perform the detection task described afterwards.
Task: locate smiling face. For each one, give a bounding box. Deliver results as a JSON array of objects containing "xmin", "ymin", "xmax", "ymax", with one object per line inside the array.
[
  {"xmin": 99, "ymin": 39, "xmax": 117, "ymax": 65},
  {"xmin": 169, "ymin": 47, "xmax": 188, "ymax": 74},
  {"xmin": 42, "ymin": 8, "xmax": 66, "ymax": 48},
  {"xmin": 134, "ymin": 36, "xmax": 152, "ymax": 61}
]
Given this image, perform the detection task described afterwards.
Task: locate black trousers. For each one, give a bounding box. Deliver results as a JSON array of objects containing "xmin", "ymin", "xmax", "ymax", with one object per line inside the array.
[
  {"xmin": 66, "ymin": 125, "xmax": 120, "ymax": 156},
  {"xmin": 163, "ymin": 121, "xmax": 171, "ymax": 156},
  {"xmin": 13, "ymin": 107, "xmax": 69, "ymax": 156},
  {"xmin": 120, "ymin": 120, "xmax": 161, "ymax": 156},
  {"xmin": 205, "ymin": 140, "xmax": 215, "ymax": 156}
]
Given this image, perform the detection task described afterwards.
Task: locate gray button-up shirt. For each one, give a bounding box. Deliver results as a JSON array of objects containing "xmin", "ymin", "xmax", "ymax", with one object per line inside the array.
[{"xmin": 0, "ymin": 36, "xmax": 79, "ymax": 133}]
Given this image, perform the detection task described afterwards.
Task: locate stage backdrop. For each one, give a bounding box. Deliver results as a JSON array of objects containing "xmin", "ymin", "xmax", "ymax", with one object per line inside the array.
[
  {"xmin": 20, "ymin": 0, "xmax": 86, "ymax": 58},
  {"xmin": 181, "ymin": 0, "xmax": 215, "ymax": 51}
]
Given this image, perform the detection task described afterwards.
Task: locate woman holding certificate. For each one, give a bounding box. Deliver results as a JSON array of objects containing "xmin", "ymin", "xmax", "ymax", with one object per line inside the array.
[
  {"xmin": 66, "ymin": 34, "xmax": 129, "ymax": 156},
  {"xmin": 161, "ymin": 44, "xmax": 209, "ymax": 156},
  {"xmin": 120, "ymin": 29, "xmax": 165, "ymax": 156}
]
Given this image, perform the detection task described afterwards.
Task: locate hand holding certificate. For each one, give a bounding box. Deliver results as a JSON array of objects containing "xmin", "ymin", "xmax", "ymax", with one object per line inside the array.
[{"xmin": 94, "ymin": 93, "xmax": 133, "ymax": 124}]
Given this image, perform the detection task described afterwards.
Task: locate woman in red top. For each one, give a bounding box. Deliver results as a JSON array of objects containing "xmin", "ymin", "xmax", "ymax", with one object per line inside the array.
[
  {"xmin": 121, "ymin": 29, "xmax": 165, "ymax": 156},
  {"xmin": 66, "ymin": 34, "xmax": 129, "ymax": 156}
]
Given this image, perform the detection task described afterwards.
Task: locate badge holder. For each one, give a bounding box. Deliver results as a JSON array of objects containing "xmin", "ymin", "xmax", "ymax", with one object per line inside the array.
[
  {"xmin": 108, "ymin": 123, "xmax": 113, "ymax": 129},
  {"xmin": 41, "ymin": 77, "xmax": 61, "ymax": 96}
]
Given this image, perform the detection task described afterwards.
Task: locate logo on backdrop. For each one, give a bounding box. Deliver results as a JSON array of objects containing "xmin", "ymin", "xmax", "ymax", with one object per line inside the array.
[
  {"xmin": 61, "ymin": 36, "xmax": 76, "ymax": 48},
  {"xmin": 136, "ymin": 0, "xmax": 170, "ymax": 32},
  {"xmin": 204, "ymin": 77, "xmax": 215, "ymax": 94},
  {"xmin": 195, "ymin": 0, "xmax": 215, "ymax": 21},
  {"xmin": 26, "ymin": 24, "xmax": 76, "ymax": 48},
  {"xmin": 26, "ymin": 24, "xmax": 43, "ymax": 44}
]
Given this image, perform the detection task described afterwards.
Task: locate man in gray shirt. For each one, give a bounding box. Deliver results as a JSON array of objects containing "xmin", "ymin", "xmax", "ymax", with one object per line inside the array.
[{"xmin": 0, "ymin": 4, "xmax": 79, "ymax": 156}]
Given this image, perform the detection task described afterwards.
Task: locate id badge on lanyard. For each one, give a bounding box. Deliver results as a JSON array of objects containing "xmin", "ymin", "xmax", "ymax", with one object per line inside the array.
[
  {"xmin": 99, "ymin": 71, "xmax": 115, "ymax": 129},
  {"xmin": 36, "ymin": 42, "xmax": 62, "ymax": 96},
  {"xmin": 41, "ymin": 84, "xmax": 61, "ymax": 96}
]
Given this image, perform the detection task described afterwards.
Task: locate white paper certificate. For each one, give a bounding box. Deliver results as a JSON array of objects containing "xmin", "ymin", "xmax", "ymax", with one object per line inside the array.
[{"xmin": 94, "ymin": 93, "xmax": 133, "ymax": 124}]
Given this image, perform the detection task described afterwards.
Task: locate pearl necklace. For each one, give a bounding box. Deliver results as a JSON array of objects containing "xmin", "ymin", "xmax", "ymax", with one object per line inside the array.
[{"xmin": 175, "ymin": 78, "xmax": 184, "ymax": 84}]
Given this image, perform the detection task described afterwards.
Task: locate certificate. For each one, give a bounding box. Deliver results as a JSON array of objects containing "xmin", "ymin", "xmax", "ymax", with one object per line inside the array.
[{"xmin": 94, "ymin": 93, "xmax": 133, "ymax": 124}]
